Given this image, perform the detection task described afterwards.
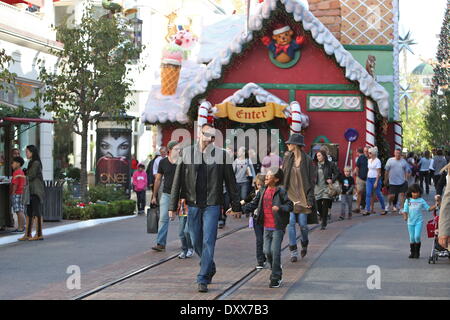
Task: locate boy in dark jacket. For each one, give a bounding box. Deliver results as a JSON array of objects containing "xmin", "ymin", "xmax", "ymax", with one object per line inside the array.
[
  {"xmin": 242, "ymin": 169, "xmax": 293, "ymax": 288},
  {"xmin": 339, "ymin": 166, "xmax": 355, "ymax": 220}
]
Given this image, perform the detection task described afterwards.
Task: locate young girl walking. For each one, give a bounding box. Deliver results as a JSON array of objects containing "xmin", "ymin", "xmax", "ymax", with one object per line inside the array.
[
  {"xmin": 402, "ymin": 184, "xmax": 437, "ymax": 259},
  {"xmin": 241, "ymin": 174, "xmax": 266, "ymax": 269},
  {"xmin": 241, "ymin": 169, "xmax": 293, "ymax": 288}
]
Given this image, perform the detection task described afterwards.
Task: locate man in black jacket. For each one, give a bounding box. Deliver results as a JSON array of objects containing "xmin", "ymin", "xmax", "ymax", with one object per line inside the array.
[{"xmin": 169, "ymin": 123, "xmax": 241, "ymax": 293}]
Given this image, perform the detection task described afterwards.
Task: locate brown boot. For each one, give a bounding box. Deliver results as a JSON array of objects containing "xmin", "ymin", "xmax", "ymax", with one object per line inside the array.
[
  {"xmin": 30, "ymin": 217, "xmax": 44, "ymax": 241},
  {"xmin": 18, "ymin": 216, "xmax": 32, "ymax": 241}
]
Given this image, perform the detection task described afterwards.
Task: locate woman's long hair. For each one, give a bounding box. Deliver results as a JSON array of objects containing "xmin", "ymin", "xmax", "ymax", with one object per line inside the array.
[
  {"xmin": 313, "ymin": 150, "xmax": 329, "ymax": 165},
  {"xmin": 424, "ymin": 150, "xmax": 431, "ymax": 159},
  {"xmin": 26, "ymin": 145, "xmax": 42, "ymax": 168}
]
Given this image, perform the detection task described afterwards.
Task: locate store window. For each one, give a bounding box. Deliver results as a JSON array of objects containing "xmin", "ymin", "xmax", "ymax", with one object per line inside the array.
[{"xmin": 0, "ymin": 80, "xmax": 40, "ymax": 110}]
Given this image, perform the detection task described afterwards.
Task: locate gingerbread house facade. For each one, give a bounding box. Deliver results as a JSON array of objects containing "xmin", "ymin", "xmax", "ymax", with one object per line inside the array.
[{"xmin": 143, "ymin": 0, "xmax": 400, "ymax": 169}]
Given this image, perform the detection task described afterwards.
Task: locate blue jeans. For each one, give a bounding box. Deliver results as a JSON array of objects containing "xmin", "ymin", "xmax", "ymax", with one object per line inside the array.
[
  {"xmin": 156, "ymin": 193, "xmax": 171, "ymax": 246},
  {"xmin": 178, "ymin": 215, "xmax": 193, "ymax": 252},
  {"xmin": 253, "ymin": 220, "xmax": 265, "ymax": 264},
  {"xmin": 408, "ymin": 222, "xmax": 423, "ymax": 243},
  {"xmin": 237, "ymin": 182, "xmax": 249, "ymax": 200},
  {"xmin": 288, "ymin": 213, "xmax": 309, "ymax": 246},
  {"xmin": 263, "ymin": 229, "xmax": 285, "ymax": 281},
  {"xmin": 188, "ymin": 205, "xmax": 221, "ymax": 284},
  {"xmin": 365, "ymin": 178, "xmax": 385, "ymax": 211}
]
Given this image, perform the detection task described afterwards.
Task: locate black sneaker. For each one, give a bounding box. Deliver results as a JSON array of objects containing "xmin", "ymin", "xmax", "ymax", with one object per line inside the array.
[
  {"xmin": 198, "ymin": 283, "xmax": 208, "ymax": 293},
  {"xmin": 269, "ymin": 279, "xmax": 282, "ymax": 288},
  {"xmin": 256, "ymin": 262, "xmax": 265, "ymax": 269},
  {"xmin": 338, "ymin": 216, "xmax": 345, "ymax": 221},
  {"xmin": 206, "ymin": 270, "xmax": 216, "ymax": 284}
]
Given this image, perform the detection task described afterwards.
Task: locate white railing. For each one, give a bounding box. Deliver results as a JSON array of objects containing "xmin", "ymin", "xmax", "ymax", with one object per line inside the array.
[{"xmin": 0, "ymin": 1, "xmax": 54, "ymax": 38}]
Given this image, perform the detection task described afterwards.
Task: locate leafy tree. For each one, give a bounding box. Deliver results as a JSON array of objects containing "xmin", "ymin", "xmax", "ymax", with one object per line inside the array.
[
  {"xmin": 36, "ymin": 5, "xmax": 142, "ymax": 200},
  {"xmin": 426, "ymin": 1, "xmax": 450, "ymax": 149},
  {"xmin": 0, "ymin": 48, "xmax": 16, "ymax": 92},
  {"xmin": 401, "ymin": 74, "xmax": 432, "ymax": 152}
]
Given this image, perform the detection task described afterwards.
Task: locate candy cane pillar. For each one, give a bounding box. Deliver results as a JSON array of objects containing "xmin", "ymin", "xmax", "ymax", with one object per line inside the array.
[
  {"xmin": 289, "ymin": 101, "xmax": 309, "ymax": 135},
  {"xmin": 394, "ymin": 121, "xmax": 403, "ymax": 150},
  {"xmin": 365, "ymin": 99, "xmax": 376, "ymax": 148},
  {"xmin": 197, "ymin": 101, "xmax": 212, "ymax": 136}
]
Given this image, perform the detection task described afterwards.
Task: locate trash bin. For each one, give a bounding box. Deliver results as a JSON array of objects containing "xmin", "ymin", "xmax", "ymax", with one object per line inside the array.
[{"xmin": 43, "ymin": 180, "xmax": 65, "ymax": 222}]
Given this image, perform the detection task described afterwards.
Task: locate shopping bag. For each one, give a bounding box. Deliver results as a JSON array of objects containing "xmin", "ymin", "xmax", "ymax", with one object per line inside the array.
[{"xmin": 147, "ymin": 204, "xmax": 159, "ymax": 234}]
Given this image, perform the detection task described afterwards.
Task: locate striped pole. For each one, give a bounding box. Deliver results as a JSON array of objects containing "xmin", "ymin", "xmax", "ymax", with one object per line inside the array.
[
  {"xmin": 394, "ymin": 121, "xmax": 403, "ymax": 150},
  {"xmin": 197, "ymin": 101, "xmax": 212, "ymax": 136},
  {"xmin": 365, "ymin": 99, "xmax": 376, "ymax": 148},
  {"xmin": 289, "ymin": 101, "xmax": 309, "ymax": 135}
]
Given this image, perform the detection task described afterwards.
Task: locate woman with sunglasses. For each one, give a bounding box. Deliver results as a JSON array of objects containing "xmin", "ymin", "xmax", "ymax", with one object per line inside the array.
[{"xmin": 363, "ymin": 147, "xmax": 387, "ymax": 216}]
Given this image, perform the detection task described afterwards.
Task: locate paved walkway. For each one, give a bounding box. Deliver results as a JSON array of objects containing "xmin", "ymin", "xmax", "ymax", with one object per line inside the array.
[{"xmin": 283, "ymin": 213, "xmax": 450, "ymax": 300}]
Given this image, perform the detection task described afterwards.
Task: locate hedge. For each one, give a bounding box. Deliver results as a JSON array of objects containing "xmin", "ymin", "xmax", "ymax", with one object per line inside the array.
[{"xmin": 63, "ymin": 200, "xmax": 136, "ymax": 220}]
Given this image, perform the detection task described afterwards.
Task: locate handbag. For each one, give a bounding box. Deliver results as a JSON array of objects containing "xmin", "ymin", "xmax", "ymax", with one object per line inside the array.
[
  {"xmin": 146, "ymin": 204, "xmax": 159, "ymax": 234},
  {"xmin": 328, "ymin": 181, "xmax": 341, "ymax": 198}
]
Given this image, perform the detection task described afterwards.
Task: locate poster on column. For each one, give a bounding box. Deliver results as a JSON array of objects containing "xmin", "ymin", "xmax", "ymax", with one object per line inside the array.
[{"xmin": 95, "ymin": 129, "xmax": 132, "ymax": 196}]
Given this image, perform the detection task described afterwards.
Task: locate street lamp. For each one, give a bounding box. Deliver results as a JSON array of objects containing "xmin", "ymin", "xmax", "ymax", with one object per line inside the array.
[{"xmin": 130, "ymin": 16, "xmax": 142, "ymax": 52}]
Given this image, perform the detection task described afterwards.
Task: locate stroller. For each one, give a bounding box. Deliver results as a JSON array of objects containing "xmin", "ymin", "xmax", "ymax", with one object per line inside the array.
[{"xmin": 427, "ymin": 209, "xmax": 450, "ymax": 264}]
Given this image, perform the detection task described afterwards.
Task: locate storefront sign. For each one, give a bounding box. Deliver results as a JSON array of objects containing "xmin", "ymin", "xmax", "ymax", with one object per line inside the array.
[{"xmin": 214, "ymin": 102, "xmax": 287, "ymax": 123}]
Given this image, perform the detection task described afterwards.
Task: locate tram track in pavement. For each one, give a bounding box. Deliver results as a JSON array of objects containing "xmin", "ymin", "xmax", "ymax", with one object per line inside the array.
[
  {"xmin": 73, "ymin": 211, "xmax": 367, "ymax": 300},
  {"xmin": 213, "ymin": 210, "xmax": 379, "ymax": 300},
  {"xmin": 72, "ymin": 223, "xmax": 248, "ymax": 300}
]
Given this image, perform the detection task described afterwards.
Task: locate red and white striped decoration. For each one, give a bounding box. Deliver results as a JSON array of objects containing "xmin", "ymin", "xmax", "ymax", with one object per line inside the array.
[
  {"xmin": 365, "ymin": 99, "xmax": 376, "ymax": 148},
  {"xmin": 394, "ymin": 121, "xmax": 403, "ymax": 150},
  {"xmin": 197, "ymin": 101, "xmax": 212, "ymax": 133},
  {"xmin": 288, "ymin": 101, "xmax": 309, "ymax": 135}
]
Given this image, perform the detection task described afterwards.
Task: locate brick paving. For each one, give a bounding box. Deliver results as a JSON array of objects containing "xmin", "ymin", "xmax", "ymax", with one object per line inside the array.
[
  {"xmin": 19, "ymin": 215, "xmax": 247, "ymax": 300},
  {"xmin": 17, "ymin": 198, "xmax": 402, "ymax": 300},
  {"xmin": 86, "ymin": 210, "xmax": 387, "ymax": 300}
]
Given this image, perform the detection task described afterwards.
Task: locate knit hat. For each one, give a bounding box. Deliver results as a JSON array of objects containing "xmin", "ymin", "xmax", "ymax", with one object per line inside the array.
[{"xmin": 167, "ymin": 140, "xmax": 179, "ymax": 150}]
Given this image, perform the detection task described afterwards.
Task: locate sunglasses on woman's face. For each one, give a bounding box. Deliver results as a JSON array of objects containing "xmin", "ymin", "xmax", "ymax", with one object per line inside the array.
[{"xmin": 202, "ymin": 131, "xmax": 215, "ymax": 138}]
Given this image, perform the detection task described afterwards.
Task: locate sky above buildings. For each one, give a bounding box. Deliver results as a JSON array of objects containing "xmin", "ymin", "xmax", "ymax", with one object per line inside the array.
[{"xmin": 399, "ymin": 0, "xmax": 448, "ymax": 72}]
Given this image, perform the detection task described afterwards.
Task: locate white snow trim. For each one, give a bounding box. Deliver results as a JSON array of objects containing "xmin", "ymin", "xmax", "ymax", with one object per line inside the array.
[
  {"xmin": 142, "ymin": 60, "xmax": 206, "ymax": 124},
  {"xmin": 222, "ymin": 82, "xmax": 289, "ymax": 107},
  {"xmin": 185, "ymin": 0, "xmax": 390, "ymax": 118}
]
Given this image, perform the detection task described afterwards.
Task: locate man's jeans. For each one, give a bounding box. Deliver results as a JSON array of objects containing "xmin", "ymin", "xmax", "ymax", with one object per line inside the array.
[
  {"xmin": 188, "ymin": 205, "xmax": 221, "ymax": 284},
  {"xmin": 156, "ymin": 192, "xmax": 171, "ymax": 246},
  {"xmin": 237, "ymin": 182, "xmax": 249, "ymax": 200},
  {"xmin": 178, "ymin": 215, "xmax": 193, "ymax": 253},
  {"xmin": 263, "ymin": 229, "xmax": 285, "ymax": 281},
  {"xmin": 288, "ymin": 213, "xmax": 308, "ymax": 246}
]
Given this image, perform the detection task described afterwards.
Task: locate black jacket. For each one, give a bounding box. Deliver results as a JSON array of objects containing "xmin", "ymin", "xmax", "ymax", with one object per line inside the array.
[
  {"xmin": 314, "ymin": 160, "xmax": 340, "ymax": 184},
  {"xmin": 169, "ymin": 143, "xmax": 241, "ymax": 212},
  {"xmin": 242, "ymin": 186, "xmax": 293, "ymax": 230}
]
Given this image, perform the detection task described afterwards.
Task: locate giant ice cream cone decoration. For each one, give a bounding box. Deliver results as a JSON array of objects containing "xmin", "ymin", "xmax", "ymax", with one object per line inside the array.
[
  {"xmin": 160, "ymin": 43, "xmax": 183, "ymax": 95},
  {"xmin": 160, "ymin": 30, "xmax": 197, "ymax": 96}
]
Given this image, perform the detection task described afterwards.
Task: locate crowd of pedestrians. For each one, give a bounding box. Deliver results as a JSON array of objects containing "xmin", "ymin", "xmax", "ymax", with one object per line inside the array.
[{"xmin": 140, "ymin": 126, "xmax": 449, "ymax": 293}]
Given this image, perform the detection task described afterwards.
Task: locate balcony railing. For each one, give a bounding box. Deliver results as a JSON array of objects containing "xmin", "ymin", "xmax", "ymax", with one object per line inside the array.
[{"xmin": 0, "ymin": 1, "xmax": 55, "ymax": 40}]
